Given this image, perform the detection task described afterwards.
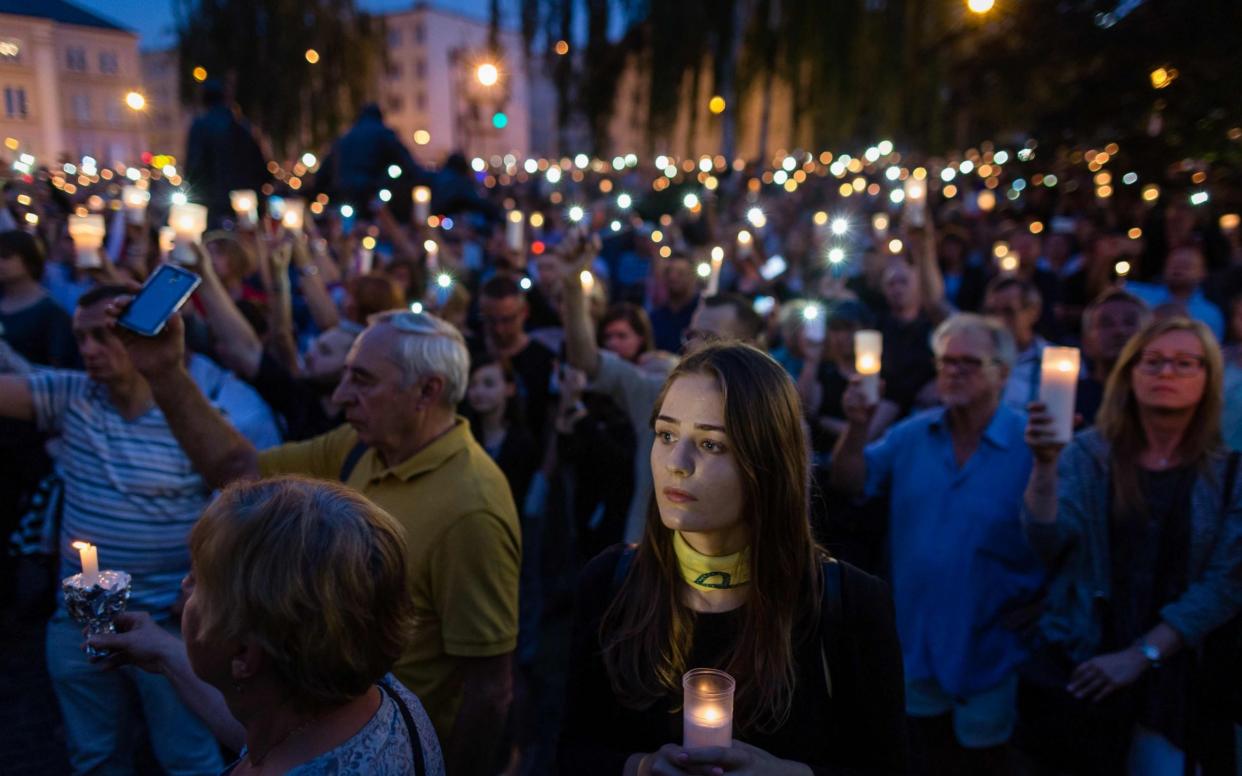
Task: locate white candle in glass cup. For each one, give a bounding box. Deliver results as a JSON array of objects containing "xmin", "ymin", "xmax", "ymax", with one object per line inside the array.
[
  {"xmin": 683, "ymin": 669, "xmax": 734, "ymax": 749},
  {"xmin": 1039, "ymin": 347, "xmax": 1080, "ymax": 443},
  {"xmin": 413, "ymin": 186, "xmax": 431, "ymax": 224},
  {"xmin": 168, "ymin": 203, "xmax": 207, "ymax": 265},
  {"xmin": 506, "ymin": 210, "xmax": 524, "ymax": 252},
  {"xmin": 854, "ymin": 329, "xmax": 883, "ymax": 404},
  {"xmin": 281, "ymin": 199, "xmax": 306, "ymax": 232},
  {"xmin": 121, "ymin": 186, "xmax": 150, "ymax": 225},
  {"xmin": 230, "ymin": 189, "xmax": 259, "ymax": 227},
  {"xmin": 68, "ymin": 214, "xmax": 106, "ymax": 268}
]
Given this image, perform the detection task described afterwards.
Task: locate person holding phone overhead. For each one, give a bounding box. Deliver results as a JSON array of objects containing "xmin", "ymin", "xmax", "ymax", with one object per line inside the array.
[{"xmin": 0, "ymin": 284, "xmax": 223, "ymax": 774}]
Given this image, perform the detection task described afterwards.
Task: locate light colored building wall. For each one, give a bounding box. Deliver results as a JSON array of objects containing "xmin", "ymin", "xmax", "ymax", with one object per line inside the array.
[
  {"xmin": 0, "ymin": 10, "xmax": 144, "ymax": 164},
  {"xmin": 141, "ymin": 48, "xmax": 186, "ymax": 158}
]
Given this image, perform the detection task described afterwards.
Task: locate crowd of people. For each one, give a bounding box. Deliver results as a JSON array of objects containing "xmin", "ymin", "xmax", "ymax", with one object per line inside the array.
[{"xmin": 1, "ymin": 91, "xmax": 1241, "ymax": 776}]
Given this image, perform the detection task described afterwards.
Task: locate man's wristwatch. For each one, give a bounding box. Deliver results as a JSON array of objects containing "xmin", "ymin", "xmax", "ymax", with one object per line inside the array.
[{"xmin": 1135, "ymin": 638, "xmax": 1162, "ymax": 669}]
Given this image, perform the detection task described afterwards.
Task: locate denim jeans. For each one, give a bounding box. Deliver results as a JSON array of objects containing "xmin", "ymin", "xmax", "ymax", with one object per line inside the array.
[{"xmin": 46, "ymin": 612, "xmax": 223, "ymax": 775}]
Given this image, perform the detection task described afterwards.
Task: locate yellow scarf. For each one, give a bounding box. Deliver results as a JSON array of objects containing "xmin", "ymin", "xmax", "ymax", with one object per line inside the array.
[{"xmin": 673, "ymin": 531, "xmax": 750, "ymax": 591}]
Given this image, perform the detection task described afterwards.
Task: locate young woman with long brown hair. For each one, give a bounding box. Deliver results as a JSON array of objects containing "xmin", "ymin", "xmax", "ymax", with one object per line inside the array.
[
  {"xmin": 559, "ymin": 343, "xmax": 908, "ymax": 775},
  {"xmin": 1021, "ymin": 317, "xmax": 1242, "ymax": 773}
]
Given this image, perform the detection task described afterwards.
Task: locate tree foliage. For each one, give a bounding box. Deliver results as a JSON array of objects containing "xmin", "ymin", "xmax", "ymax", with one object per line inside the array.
[{"xmin": 175, "ymin": 0, "xmax": 383, "ymax": 158}]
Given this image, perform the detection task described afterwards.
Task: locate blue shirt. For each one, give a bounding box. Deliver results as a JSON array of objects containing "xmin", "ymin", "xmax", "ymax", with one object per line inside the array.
[
  {"xmin": 1125, "ymin": 281, "xmax": 1225, "ymax": 341},
  {"xmin": 864, "ymin": 403, "xmax": 1045, "ymax": 696}
]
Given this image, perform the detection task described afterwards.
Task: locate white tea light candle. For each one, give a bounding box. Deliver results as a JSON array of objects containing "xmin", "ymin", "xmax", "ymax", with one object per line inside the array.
[
  {"xmin": 68, "ymin": 214, "xmax": 106, "ymax": 268},
  {"xmin": 168, "ymin": 203, "xmax": 207, "ymax": 265},
  {"xmin": 855, "ymin": 329, "xmax": 883, "ymax": 404},
  {"xmin": 229, "ymin": 189, "xmax": 258, "ymax": 227},
  {"xmin": 281, "ymin": 199, "xmax": 305, "ymax": 231},
  {"xmin": 1039, "ymin": 347, "xmax": 1080, "ymax": 443},
  {"xmin": 683, "ymin": 669, "xmax": 734, "ymax": 749},
  {"xmin": 121, "ymin": 186, "xmax": 150, "ymax": 225}
]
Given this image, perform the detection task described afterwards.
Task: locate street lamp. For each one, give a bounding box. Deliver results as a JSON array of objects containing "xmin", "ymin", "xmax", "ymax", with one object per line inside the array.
[
  {"xmin": 967, "ymin": 0, "xmax": 995, "ymax": 13},
  {"xmin": 124, "ymin": 91, "xmax": 146, "ymax": 111},
  {"xmin": 476, "ymin": 62, "xmax": 499, "ymax": 87}
]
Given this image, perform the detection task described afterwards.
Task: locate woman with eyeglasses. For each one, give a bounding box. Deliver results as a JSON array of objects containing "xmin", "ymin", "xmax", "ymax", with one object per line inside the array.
[{"xmin": 1020, "ymin": 317, "xmax": 1242, "ymax": 774}]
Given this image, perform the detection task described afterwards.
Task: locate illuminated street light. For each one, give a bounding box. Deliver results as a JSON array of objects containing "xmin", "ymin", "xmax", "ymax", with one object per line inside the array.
[
  {"xmin": 305, "ymin": 49, "xmax": 320, "ymax": 64},
  {"xmin": 192, "ymin": 66, "xmax": 208, "ymax": 82},
  {"xmin": 124, "ymin": 91, "xmax": 146, "ymax": 111},
  {"xmin": 476, "ymin": 62, "xmax": 499, "ymax": 87},
  {"xmin": 709, "ymin": 96, "xmax": 726, "ymax": 115},
  {"xmin": 967, "ymin": 0, "xmax": 995, "ymax": 13}
]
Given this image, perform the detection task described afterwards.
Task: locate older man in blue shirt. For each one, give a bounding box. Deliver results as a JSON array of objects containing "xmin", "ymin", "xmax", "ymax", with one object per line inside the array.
[{"xmin": 831, "ymin": 313, "xmax": 1045, "ymax": 774}]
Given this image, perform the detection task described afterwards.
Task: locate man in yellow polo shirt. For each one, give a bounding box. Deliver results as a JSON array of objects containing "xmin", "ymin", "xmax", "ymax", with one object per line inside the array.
[{"xmin": 115, "ymin": 308, "xmax": 519, "ymax": 776}]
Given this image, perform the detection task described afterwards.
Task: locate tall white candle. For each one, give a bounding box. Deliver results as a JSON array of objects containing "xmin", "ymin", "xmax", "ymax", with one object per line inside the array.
[
  {"xmin": 683, "ymin": 669, "xmax": 734, "ymax": 749},
  {"xmin": 855, "ymin": 329, "xmax": 883, "ymax": 404},
  {"xmin": 904, "ymin": 177, "xmax": 927, "ymax": 227},
  {"xmin": 736, "ymin": 229, "xmax": 753, "ymax": 259},
  {"xmin": 580, "ymin": 269, "xmax": 595, "ymax": 297},
  {"xmin": 169, "ymin": 203, "xmax": 207, "ymax": 265},
  {"xmin": 413, "ymin": 186, "xmax": 431, "ymax": 224},
  {"xmin": 506, "ymin": 210, "xmax": 524, "ymax": 253},
  {"xmin": 121, "ymin": 186, "xmax": 150, "ymax": 225},
  {"xmin": 706, "ymin": 246, "xmax": 725, "ymax": 295},
  {"xmin": 72, "ymin": 541, "xmax": 99, "ymax": 586},
  {"xmin": 802, "ymin": 304, "xmax": 825, "ymax": 342},
  {"xmin": 1039, "ymin": 347, "xmax": 1080, "ymax": 443},
  {"xmin": 68, "ymin": 214, "xmax": 106, "ymax": 268},
  {"xmin": 230, "ymin": 189, "xmax": 258, "ymax": 227}
]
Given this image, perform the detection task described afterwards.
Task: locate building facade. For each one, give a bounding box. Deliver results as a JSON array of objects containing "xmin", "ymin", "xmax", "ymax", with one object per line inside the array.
[
  {"xmin": 0, "ymin": 0, "xmax": 146, "ymax": 164},
  {"xmin": 140, "ymin": 47, "xmax": 186, "ymax": 159}
]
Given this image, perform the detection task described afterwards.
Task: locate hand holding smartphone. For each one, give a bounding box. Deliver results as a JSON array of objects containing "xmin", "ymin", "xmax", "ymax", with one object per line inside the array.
[{"xmin": 117, "ymin": 264, "xmax": 202, "ymax": 337}]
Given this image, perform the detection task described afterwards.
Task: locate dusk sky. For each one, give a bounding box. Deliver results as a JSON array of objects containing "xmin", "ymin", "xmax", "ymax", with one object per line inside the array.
[{"xmin": 73, "ymin": 0, "xmax": 498, "ymax": 50}]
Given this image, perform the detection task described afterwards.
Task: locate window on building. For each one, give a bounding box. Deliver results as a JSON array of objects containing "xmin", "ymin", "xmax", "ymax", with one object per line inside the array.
[
  {"xmin": 416, "ymin": 92, "xmax": 427, "ymax": 112},
  {"xmin": 415, "ymin": 59, "xmax": 426, "ymax": 79},
  {"xmin": 72, "ymin": 93, "xmax": 90, "ymax": 122},
  {"xmin": 414, "ymin": 23, "xmax": 425, "ymax": 44},
  {"xmin": 387, "ymin": 63, "xmax": 402, "ymax": 79},
  {"xmin": 0, "ymin": 39, "xmax": 21, "ymax": 63},
  {"xmin": 4, "ymin": 87, "xmax": 28, "ymax": 118},
  {"xmin": 388, "ymin": 28, "xmax": 402, "ymax": 47},
  {"xmin": 66, "ymin": 47, "xmax": 87, "ymax": 71},
  {"xmin": 387, "ymin": 95, "xmax": 403, "ymax": 113},
  {"xmin": 99, "ymin": 52, "xmax": 119, "ymax": 74},
  {"xmin": 105, "ymin": 102, "xmax": 122, "ymax": 126}
]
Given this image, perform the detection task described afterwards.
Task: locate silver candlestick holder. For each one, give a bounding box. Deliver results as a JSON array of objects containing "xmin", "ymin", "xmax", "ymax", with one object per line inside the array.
[{"xmin": 62, "ymin": 570, "xmax": 132, "ymax": 658}]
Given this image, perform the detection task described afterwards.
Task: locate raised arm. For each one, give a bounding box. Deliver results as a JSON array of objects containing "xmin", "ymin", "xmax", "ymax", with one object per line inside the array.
[
  {"xmin": 264, "ymin": 240, "xmax": 301, "ymax": 375},
  {"xmin": 110, "ymin": 308, "xmax": 259, "ymax": 488},
  {"xmin": 290, "ymin": 233, "xmax": 341, "ymax": 333},
  {"xmin": 190, "ymin": 242, "xmax": 264, "ymax": 379},
  {"xmin": 0, "ymin": 375, "xmax": 34, "ymax": 421}
]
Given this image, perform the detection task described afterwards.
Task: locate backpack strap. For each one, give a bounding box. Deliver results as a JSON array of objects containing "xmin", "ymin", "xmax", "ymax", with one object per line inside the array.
[
  {"xmin": 378, "ymin": 681, "xmax": 426, "ymax": 776},
  {"xmin": 819, "ymin": 558, "xmax": 844, "ymax": 698},
  {"xmin": 338, "ymin": 441, "xmax": 369, "ymax": 483}
]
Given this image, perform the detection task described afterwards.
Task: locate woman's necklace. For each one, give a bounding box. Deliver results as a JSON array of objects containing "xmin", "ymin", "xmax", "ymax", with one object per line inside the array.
[{"xmin": 247, "ymin": 714, "xmax": 321, "ymax": 769}]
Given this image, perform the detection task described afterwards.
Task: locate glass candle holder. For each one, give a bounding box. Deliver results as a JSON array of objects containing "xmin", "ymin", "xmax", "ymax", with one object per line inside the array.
[{"xmin": 683, "ymin": 668, "xmax": 734, "ymax": 749}]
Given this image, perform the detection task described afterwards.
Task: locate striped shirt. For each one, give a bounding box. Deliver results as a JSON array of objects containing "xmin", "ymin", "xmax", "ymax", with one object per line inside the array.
[{"xmin": 28, "ymin": 370, "xmax": 210, "ymax": 616}]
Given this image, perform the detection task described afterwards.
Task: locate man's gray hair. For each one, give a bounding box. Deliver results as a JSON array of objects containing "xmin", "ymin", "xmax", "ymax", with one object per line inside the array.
[
  {"xmin": 368, "ymin": 310, "xmax": 469, "ymax": 405},
  {"xmin": 931, "ymin": 313, "xmax": 1018, "ymax": 369}
]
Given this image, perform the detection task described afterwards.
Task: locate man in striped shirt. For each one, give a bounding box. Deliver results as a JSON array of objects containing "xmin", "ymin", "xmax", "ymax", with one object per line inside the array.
[{"xmin": 0, "ymin": 285, "xmax": 222, "ymax": 774}]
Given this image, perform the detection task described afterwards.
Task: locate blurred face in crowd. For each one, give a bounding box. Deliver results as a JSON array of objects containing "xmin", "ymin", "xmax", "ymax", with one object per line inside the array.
[
  {"xmin": 984, "ymin": 285, "xmax": 1040, "ymax": 349},
  {"xmin": 882, "ymin": 262, "xmax": 919, "ymax": 316},
  {"xmin": 935, "ymin": 329, "xmax": 1008, "ymax": 409},
  {"xmin": 1084, "ymin": 300, "xmax": 1144, "ymax": 367},
  {"xmin": 1045, "ymin": 233, "xmax": 1072, "ymax": 267},
  {"xmin": 466, "ymin": 363, "xmax": 512, "ymax": 417},
  {"xmin": 1131, "ymin": 330, "xmax": 1207, "ymax": 412},
  {"xmin": 534, "ymin": 254, "xmax": 564, "ymax": 295},
  {"xmin": 479, "ymin": 293, "xmax": 527, "ymax": 350},
  {"xmin": 1163, "ymin": 246, "xmax": 1206, "ymax": 294},
  {"xmin": 178, "ymin": 568, "xmax": 231, "ymax": 694},
  {"xmin": 303, "ymin": 327, "xmax": 357, "ymax": 386},
  {"xmin": 331, "ymin": 324, "xmax": 420, "ymax": 449},
  {"xmin": 603, "ymin": 318, "xmax": 644, "ymax": 362},
  {"xmin": 0, "ymin": 250, "xmax": 31, "ymax": 286},
  {"xmin": 683, "ymin": 303, "xmax": 746, "ymax": 354},
  {"xmin": 1012, "ymin": 232, "xmax": 1043, "ymax": 268},
  {"xmin": 651, "ymin": 373, "xmax": 745, "ymax": 550},
  {"xmin": 664, "ymin": 258, "xmax": 696, "ymax": 301},
  {"xmin": 74, "ymin": 300, "xmax": 137, "ymax": 385}
]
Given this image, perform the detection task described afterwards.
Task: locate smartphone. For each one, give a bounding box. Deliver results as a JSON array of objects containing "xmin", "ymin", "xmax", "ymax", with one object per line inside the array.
[{"xmin": 118, "ymin": 264, "xmax": 202, "ymax": 337}]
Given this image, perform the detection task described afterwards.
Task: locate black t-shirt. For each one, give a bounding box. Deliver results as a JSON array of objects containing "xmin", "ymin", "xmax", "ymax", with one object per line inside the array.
[
  {"xmin": 812, "ymin": 362, "xmax": 852, "ymax": 452},
  {"xmin": 249, "ymin": 351, "xmax": 342, "ymax": 441},
  {"xmin": 559, "ymin": 545, "xmax": 910, "ymax": 775},
  {"xmin": 510, "ymin": 338, "xmax": 556, "ymax": 453},
  {"xmin": 0, "ymin": 295, "xmax": 79, "ymax": 368},
  {"xmin": 878, "ymin": 313, "xmax": 936, "ymax": 414}
]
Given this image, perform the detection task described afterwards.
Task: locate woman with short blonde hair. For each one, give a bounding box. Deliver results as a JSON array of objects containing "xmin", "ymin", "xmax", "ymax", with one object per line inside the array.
[{"xmin": 91, "ymin": 476, "xmax": 445, "ymax": 775}]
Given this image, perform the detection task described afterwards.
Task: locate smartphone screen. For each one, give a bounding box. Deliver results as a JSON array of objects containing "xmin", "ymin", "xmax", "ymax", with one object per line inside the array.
[{"xmin": 118, "ymin": 264, "xmax": 202, "ymax": 337}]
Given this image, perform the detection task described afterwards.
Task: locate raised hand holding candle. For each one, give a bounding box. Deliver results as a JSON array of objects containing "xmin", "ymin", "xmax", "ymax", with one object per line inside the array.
[
  {"xmin": 1039, "ymin": 347, "xmax": 1080, "ymax": 443},
  {"xmin": 413, "ymin": 186, "xmax": 431, "ymax": 224},
  {"xmin": 855, "ymin": 329, "xmax": 883, "ymax": 404},
  {"xmin": 168, "ymin": 203, "xmax": 208, "ymax": 265},
  {"xmin": 230, "ymin": 189, "xmax": 259, "ymax": 227},
  {"xmin": 68, "ymin": 214, "xmax": 106, "ymax": 268},
  {"xmin": 683, "ymin": 669, "xmax": 734, "ymax": 749},
  {"xmin": 72, "ymin": 540, "xmax": 99, "ymax": 586},
  {"xmin": 281, "ymin": 199, "xmax": 306, "ymax": 232},
  {"xmin": 121, "ymin": 186, "xmax": 150, "ymax": 225},
  {"xmin": 506, "ymin": 210, "xmax": 524, "ymax": 253}
]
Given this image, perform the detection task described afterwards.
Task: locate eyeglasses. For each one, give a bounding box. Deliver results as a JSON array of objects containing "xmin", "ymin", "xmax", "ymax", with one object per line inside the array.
[
  {"xmin": 1135, "ymin": 352, "xmax": 1206, "ymax": 377},
  {"xmin": 935, "ymin": 355, "xmax": 994, "ymax": 373}
]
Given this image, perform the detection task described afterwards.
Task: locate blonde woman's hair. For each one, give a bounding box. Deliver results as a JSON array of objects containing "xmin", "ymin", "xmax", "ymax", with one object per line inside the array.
[
  {"xmin": 188, "ymin": 476, "xmax": 414, "ymax": 707},
  {"xmin": 1096, "ymin": 317, "xmax": 1224, "ymax": 517}
]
